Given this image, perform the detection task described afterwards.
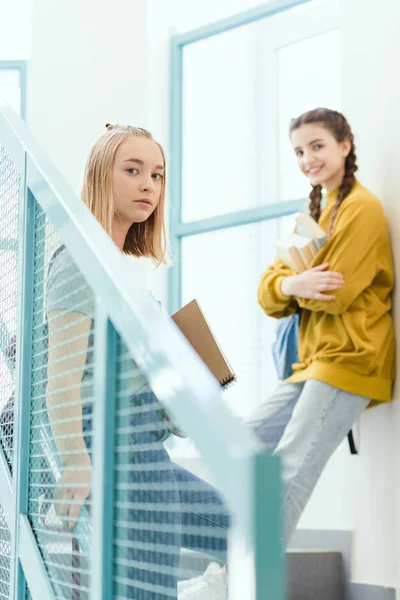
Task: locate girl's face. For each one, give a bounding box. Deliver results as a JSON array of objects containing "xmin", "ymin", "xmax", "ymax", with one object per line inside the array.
[
  {"xmin": 112, "ymin": 136, "xmax": 165, "ymax": 225},
  {"xmin": 291, "ymin": 123, "xmax": 351, "ymax": 192}
]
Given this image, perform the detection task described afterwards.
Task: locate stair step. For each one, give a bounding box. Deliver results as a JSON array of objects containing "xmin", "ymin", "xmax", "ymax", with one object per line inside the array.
[
  {"xmin": 179, "ymin": 548, "xmax": 345, "ymax": 600},
  {"xmin": 288, "ymin": 550, "xmax": 344, "ymax": 600},
  {"xmin": 348, "ymin": 583, "xmax": 396, "ymax": 600}
]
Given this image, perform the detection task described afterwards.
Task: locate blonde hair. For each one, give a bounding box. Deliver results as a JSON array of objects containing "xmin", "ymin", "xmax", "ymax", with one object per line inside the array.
[{"xmin": 81, "ymin": 123, "xmax": 167, "ymax": 264}]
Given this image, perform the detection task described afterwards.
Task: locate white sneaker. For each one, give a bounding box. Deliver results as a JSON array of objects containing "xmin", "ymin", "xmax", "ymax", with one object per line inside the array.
[
  {"xmin": 178, "ymin": 563, "xmax": 221, "ymax": 594},
  {"xmin": 178, "ymin": 562, "xmax": 226, "ymax": 599}
]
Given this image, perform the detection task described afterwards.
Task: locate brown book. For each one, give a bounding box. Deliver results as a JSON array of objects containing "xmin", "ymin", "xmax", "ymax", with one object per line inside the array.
[
  {"xmin": 275, "ymin": 235, "xmax": 308, "ymax": 272},
  {"xmin": 172, "ymin": 299, "xmax": 236, "ymax": 389},
  {"xmin": 297, "ymin": 238, "xmax": 318, "ymax": 264},
  {"xmin": 295, "ymin": 212, "xmax": 327, "ymax": 251}
]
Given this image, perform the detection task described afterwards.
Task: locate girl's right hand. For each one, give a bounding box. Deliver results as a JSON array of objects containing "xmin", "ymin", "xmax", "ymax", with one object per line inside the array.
[
  {"xmin": 54, "ymin": 448, "xmax": 92, "ymax": 531},
  {"xmin": 281, "ymin": 264, "xmax": 344, "ymax": 301}
]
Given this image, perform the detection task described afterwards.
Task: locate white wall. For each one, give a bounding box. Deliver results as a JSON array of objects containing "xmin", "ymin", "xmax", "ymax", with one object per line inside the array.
[
  {"xmin": 28, "ymin": 0, "xmax": 150, "ymax": 193},
  {"xmin": 339, "ymin": 0, "xmax": 400, "ymax": 587},
  {"xmin": 0, "ymin": 0, "xmax": 31, "ymax": 59}
]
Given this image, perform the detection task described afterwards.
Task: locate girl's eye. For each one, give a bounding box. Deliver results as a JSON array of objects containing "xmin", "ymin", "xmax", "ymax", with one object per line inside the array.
[
  {"xmin": 127, "ymin": 168, "xmax": 138, "ymax": 174},
  {"xmin": 313, "ymin": 144, "xmax": 322, "ymax": 151},
  {"xmin": 296, "ymin": 150, "xmax": 303, "ymax": 157},
  {"xmin": 152, "ymin": 173, "xmax": 164, "ymax": 180}
]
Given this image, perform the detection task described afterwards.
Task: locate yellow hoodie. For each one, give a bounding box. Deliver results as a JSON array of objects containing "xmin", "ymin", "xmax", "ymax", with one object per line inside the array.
[{"xmin": 258, "ymin": 181, "xmax": 395, "ymax": 403}]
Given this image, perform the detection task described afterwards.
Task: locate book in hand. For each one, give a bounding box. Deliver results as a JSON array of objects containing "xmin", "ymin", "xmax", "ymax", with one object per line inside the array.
[
  {"xmin": 275, "ymin": 233, "xmax": 318, "ymax": 273},
  {"xmin": 295, "ymin": 212, "xmax": 327, "ymax": 251},
  {"xmin": 275, "ymin": 212, "xmax": 327, "ymax": 273},
  {"xmin": 171, "ymin": 299, "xmax": 236, "ymax": 390}
]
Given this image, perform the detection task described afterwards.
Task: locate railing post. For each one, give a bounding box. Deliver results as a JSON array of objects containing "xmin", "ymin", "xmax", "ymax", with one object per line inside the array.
[
  {"xmin": 228, "ymin": 453, "xmax": 285, "ymax": 600},
  {"xmin": 91, "ymin": 301, "xmax": 117, "ymax": 599},
  {"xmin": 10, "ymin": 170, "xmax": 35, "ymax": 598},
  {"xmin": 168, "ymin": 36, "xmax": 183, "ymax": 314},
  {"xmin": 253, "ymin": 454, "xmax": 285, "ymax": 600}
]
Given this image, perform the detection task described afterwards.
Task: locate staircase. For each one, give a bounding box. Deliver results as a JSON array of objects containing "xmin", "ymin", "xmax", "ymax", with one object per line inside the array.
[{"xmin": 179, "ymin": 529, "xmax": 397, "ymax": 600}]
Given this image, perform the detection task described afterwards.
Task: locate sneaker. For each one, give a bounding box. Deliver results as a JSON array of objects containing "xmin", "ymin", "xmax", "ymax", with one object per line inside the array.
[
  {"xmin": 178, "ymin": 563, "xmax": 221, "ymax": 593},
  {"xmin": 178, "ymin": 562, "xmax": 226, "ymax": 599}
]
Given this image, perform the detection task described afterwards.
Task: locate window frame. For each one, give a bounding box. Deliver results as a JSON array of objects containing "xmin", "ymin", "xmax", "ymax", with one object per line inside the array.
[{"xmin": 0, "ymin": 60, "xmax": 28, "ymax": 121}]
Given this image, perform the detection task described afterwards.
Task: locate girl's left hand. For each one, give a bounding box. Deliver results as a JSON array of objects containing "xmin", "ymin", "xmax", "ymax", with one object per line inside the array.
[{"xmin": 281, "ymin": 264, "xmax": 344, "ymax": 300}]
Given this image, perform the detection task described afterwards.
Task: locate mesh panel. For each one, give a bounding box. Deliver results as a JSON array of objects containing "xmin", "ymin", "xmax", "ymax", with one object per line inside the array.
[
  {"xmin": 21, "ymin": 201, "xmax": 230, "ymax": 599},
  {"xmin": 113, "ymin": 338, "xmax": 229, "ymax": 599},
  {"xmin": 0, "ymin": 508, "xmax": 11, "ymax": 600},
  {"xmin": 28, "ymin": 206, "xmax": 93, "ymax": 599},
  {"xmin": 0, "ymin": 143, "xmax": 19, "ymax": 467},
  {"xmin": 0, "ymin": 143, "xmax": 20, "ymax": 598}
]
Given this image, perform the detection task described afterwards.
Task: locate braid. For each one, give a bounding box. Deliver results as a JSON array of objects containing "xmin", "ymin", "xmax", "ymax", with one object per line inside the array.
[
  {"xmin": 309, "ymin": 185, "xmax": 323, "ymax": 223},
  {"xmin": 329, "ymin": 140, "xmax": 358, "ymax": 236}
]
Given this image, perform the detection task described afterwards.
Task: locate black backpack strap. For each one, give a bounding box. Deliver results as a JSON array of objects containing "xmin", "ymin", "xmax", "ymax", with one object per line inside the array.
[{"xmin": 347, "ymin": 429, "xmax": 358, "ymax": 455}]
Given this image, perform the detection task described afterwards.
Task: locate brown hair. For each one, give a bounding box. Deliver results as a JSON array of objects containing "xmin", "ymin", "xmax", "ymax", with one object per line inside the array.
[
  {"xmin": 81, "ymin": 123, "xmax": 167, "ymax": 264},
  {"xmin": 289, "ymin": 108, "xmax": 358, "ymax": 236}
]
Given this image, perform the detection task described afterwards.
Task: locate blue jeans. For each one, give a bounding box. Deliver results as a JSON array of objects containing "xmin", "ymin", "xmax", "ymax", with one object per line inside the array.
[{"xmin": 247, "ymin": 380, "xmax": 369, "ymax": 543}]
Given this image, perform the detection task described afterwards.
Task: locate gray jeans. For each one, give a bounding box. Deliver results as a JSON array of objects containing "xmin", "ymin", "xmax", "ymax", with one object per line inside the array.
[{"xmin": 247, "ymin": 379, "xmax": 369, "ymax": 543}]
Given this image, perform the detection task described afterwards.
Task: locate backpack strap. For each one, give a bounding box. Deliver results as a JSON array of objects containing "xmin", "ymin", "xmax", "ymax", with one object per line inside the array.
[{"xmin": 347, "ymin": 429, "xmax": 358, "ymax": 454}]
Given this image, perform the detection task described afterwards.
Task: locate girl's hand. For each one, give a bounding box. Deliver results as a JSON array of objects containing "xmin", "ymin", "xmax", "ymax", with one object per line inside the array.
[
  {"xmin": 163, "ymin": 416, "xmax": 188, "ymax": 439},
  {"xmin": 54, "ymin": 449, "xmax": 92, "ymax": 530},
  {"xmin": 281, "ymin": 264, "xmax": 344, "ymax": 301}
]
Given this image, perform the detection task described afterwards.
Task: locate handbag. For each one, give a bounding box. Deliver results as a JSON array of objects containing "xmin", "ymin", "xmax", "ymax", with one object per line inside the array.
[{"xmin": 272, "ymin": 311, "xmax": 358, "ymax": 454}]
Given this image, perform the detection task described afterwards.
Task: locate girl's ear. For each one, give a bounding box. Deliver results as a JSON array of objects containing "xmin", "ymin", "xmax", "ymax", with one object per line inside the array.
[{"xmin": 341, "ymin": 138, "xmax": 352, "ymax": 158}]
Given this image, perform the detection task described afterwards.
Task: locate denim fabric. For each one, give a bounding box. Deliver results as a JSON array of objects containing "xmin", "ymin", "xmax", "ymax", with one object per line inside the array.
[
  {"xmin": 247, "ymin": 380, "xmax": 369, "ymax": 543},
  {"xmin": 85, "ymin": 390, "xmax": 228, "ymax": 599}
]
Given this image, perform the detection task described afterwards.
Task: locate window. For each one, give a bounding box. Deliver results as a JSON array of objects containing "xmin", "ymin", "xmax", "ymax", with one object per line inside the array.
[
  {"xmin": 181, "ymin": 219, "xmax": 278, "ymax": 418},
  {"xmin": 170, "ymin": 0, "xmax": 341, "ymax": 425},
  {"xmin": 181, "ymin": 22, "xmax": 260, "ymax": 222},
  {"xmin": 0, "ymin": 69, "xmax": 22, "ymax": 116}
]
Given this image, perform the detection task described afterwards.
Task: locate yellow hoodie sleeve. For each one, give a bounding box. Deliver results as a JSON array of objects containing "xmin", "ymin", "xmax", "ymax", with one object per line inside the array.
[
  {"xmin": 258, "ymin": 259, "xmax": 298, "ymax": 319},
  {"xmin": 296, "ymin": 196, "xmax": 389, "ymax": 315}
]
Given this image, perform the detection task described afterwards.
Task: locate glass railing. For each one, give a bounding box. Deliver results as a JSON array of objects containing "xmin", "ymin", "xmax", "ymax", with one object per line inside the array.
[{"xmin": 0, "ymin": 102, "xmax": 284, "ymax": 600}]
